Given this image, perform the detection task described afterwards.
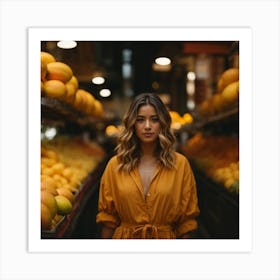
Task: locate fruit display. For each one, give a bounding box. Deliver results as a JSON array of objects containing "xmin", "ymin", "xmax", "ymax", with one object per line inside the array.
[
  {"xmin": 105, "ymin": 124, "xmax": 123, "ymax": 137},
  {"xmin": 198, "ymin": 67, "xmax": 239, "ymax": 117},
  {"xmin": 103, "ymin": 110, "xmax": 194, "ymax": 136},
  {"xmin": 40, "ymin": 136, "xmax": 105, "ymax": 231},
  {"xmin": 41, "ymin": 51, "xmax": 104, "ymax": 118},
  {"xmin": 169, "ymin": 111, "xmax": 193, "ymax": 130},
  {"xmin": 182, "ymin": 132, "xmax": 239, "ymax": 194}
]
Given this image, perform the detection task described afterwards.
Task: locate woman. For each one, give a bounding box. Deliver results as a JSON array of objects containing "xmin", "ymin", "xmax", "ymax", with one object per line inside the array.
[{"xmin": 96, "ymin": 93, "xmax": 200, "ymax": 239}]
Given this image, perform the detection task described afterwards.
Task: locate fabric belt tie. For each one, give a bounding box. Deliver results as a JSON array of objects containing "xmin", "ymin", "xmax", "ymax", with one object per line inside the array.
[{"xmin": 121, "ymin": 223, "xmax": 171, "ymax": 239}]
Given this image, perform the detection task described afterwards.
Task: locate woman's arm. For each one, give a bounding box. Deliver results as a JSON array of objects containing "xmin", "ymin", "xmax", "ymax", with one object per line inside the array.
[{"xmin": 100, "ymin": 225, "xmax": 115, "ymax": 239}]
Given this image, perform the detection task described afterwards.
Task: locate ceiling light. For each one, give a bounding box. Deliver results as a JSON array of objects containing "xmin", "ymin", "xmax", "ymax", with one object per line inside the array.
[
  {"xmin": 187, "ymin": 72, "xmax": 196, "ymax": 81},
  {"xmin": 44, "ymin": 127, "xmax": 57, "ymax": 140},
  {"xmin": 57, "ymin": 40, "xmax": 77, "ymax": 49},
  {"xmin": 92, "ymin": 76, "xmax": 105, "ymax": 85},
  {"xmin": 99, "ymin": 89, "xmax": 111, "ymax": 97},
  {"xmin": 155, "ymin": 57, "xmax": 171, "ymax": 66}
]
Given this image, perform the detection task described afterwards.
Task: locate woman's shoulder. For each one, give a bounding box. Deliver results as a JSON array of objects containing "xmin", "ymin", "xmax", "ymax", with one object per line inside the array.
[
  {"xmin": 175, "ymin": 151, "xmax": 188, "ymax": 161},
  {"xmin": 174, "ymin": 152, "xmax": 191, "ymax": 166},
  {"xmin": 106, "ymin": 155, "xmax": 119, "ymax": 167},
  {"xmin": 102, "ymin": 155, "xmax": 119, "ymax": 175},
  {"xmin": 103, "ymin": 155, "xmax": 119, "ymax": 170}
]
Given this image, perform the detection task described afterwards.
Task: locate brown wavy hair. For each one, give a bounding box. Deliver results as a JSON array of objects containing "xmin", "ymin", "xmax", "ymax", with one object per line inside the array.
[{"xmin": 115, "ymin": 93, "xmax": 176, "ymax": 172}]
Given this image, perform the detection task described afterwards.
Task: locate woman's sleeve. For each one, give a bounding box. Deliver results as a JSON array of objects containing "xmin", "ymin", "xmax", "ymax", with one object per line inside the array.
[
  {"xmin": 174, "ymin": 159, "xmax": 200, "ymax": 237},
  {"xmin": 96, "ymin": 160, "xmax": 120, "ymax": 229}
]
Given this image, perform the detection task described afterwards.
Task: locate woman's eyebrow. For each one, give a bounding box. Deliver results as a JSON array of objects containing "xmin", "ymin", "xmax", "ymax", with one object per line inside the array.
[{"xmin": 137, "ymin": 114, "xmax": 158, "ymax": 117}]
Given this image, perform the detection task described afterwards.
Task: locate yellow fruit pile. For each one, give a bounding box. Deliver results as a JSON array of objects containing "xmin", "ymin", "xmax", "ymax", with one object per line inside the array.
[
  {"xmin": 169, "ymin": 111, "xmax": 193, "ymax": 130},
  {"xmin": 40, "ymin": 137, "xmax": 105, "ymax": 230},
  {"xmin": 105, "ymin": 124, "xmax": 123, "ymax": 137},
  {"xmin": 198, "ymin": 68, "xmax": 239, "ymax": 117},
  {"xmin": 183, "ymin": 133, "xmax": 239, "ymax": 193},
  {"xmin": 211, "ymin": 162, "xmax": 239, "ymax": 191},
  {"xmin": 41, "ymin": 51, "xmax": 104, "ymax": 118}
]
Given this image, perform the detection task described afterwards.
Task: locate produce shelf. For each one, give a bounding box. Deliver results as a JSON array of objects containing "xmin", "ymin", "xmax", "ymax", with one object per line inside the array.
[
  {"xmin": 180, "ymin": 105, "xmax": 239, "ymax": 134},
  {"xmin": 191, "ymin": 164, "xmax": 239, "ymax": 239},
  {"xmin": 41, "ymin": 96, "xmax": 86, "ymax": 123},
  {"xmin": 41, "ymin": 158, "xmax": 107, "ymax": 239},
  {"xmin": 197, "ymin": 106, "xmax": 239, "ymax": 127}
]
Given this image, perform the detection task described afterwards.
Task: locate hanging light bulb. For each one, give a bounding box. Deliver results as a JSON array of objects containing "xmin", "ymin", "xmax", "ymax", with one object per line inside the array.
[
  {"xmin": 99, "ymin": 88, "xmax": 111, "ymax": 97},
  {"xmin": 155, "ymin": 57, "xmax": 171, "ymax": 66},
  {"xmin": 57, "ymin": 40, "xmax": 77, "ymax": 49},
  {"xmin": 92, "ymin": 76, "xmax": 105, "ymax": 85}
]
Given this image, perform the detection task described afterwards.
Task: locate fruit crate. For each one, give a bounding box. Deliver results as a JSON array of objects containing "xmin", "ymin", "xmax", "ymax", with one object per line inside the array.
[
  {"xmin": 192, "ymin": 164, "xmax": 239, "ymax": 239},
  {"xmin": 41, "ymin": 96, "xmax": 88, "ymax": 124},
  {"xmin": 41, "ymin": 159, "xmax": 107, "ymax": 239}
]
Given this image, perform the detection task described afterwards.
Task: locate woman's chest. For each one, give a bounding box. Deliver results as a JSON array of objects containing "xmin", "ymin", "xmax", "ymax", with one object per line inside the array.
[
  {"xmin": 138, "ymin": 165, "xmax": 157, "ymax": 196},
  {"xmin": 112, "ymin": 168, "xmax": 181, "ymax": 202}
]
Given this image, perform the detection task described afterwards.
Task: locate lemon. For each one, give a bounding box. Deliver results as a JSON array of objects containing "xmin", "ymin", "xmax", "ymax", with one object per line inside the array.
[{"xmin": 55, "ymin": 195, "xmax": 73, "ymax": 215}]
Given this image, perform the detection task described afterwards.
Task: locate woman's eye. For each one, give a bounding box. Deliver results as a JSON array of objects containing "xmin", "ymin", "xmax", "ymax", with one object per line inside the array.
[
  {"xmin": 151, "ymin": 117, "xmax": 159, "ymax": 122},
  {"xmin": 136, "ymin": 116, "xmax": 159, "ymax": 123}
]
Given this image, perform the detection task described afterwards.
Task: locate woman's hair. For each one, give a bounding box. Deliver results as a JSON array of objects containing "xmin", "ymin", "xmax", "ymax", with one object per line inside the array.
[{"xmin": 115, "ymin": 93, "xmax": 176, "ymax": 172}]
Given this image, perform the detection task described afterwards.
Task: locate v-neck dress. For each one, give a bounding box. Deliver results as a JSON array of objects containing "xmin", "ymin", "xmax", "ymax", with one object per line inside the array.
[{"xmin": 96, "ymin": 152, "xmax": 200, "ymax": 239}]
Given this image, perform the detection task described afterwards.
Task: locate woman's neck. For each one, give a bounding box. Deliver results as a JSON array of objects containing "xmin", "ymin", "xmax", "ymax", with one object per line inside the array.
[{"xmin": 140, "ymin": 142, "xmax": 157, "ymax": 158}]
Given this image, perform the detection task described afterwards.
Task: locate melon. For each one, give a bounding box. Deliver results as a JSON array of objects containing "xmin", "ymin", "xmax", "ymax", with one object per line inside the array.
[
  {"xmin": 56, "ymin": 187, "xmax": 75, "ymax": 203},
  {"xmin": 221, "ymin": 81, "xmax": 239, "ymax": 105},
  {"xmin": 73, "ymin": 89, "xmax": 88, "ymax": 111},
  {"xmin": 43, "ymin": 80, "xmax": 66, "ymax": 99},
  {"xmin": 92, "ymin": 100, "xmax": 104, "ymax": 117},
  {"xmin": 41, "ymin": 60, "xmax": 47, "ymax": 82},
  {"xmin": 41, "ymin": 181, "xmax": 58, "ymax": 196},
  {"xmin": 41, "ymin": 51, "xmax": 56, "ymax": 65},
  {"xmin": 41, "ymin": 190, "xmax": 58, "ymax": 218},
  {"xmin": 217, "ymin": 68, "xmax": 239, "ymax": 93},
  {"xmin": 83, "ymin": 91, "xmax": 96, "ymax": 115},
  {"xmin": 41, "ymin": 203, "xmax": 52, "ymax": 230},
  {"xmin": 46, "ymin": 62, "xmax": 73, "ymax": 83},
  {"xmin": 68, "ymin": 75, "xmax": 79, "ymax": 89}
]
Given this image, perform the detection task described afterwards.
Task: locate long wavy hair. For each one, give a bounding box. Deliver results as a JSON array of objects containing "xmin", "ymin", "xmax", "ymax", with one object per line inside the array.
[{"xmin": 115, "ymin": 93, "xmax": 177, "ymax": 172}]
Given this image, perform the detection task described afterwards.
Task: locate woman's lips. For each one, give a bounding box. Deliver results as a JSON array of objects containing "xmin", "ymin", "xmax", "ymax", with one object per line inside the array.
[{"xmin": 143, "ymin": 132, "xmax": 153, "ymax": 137}]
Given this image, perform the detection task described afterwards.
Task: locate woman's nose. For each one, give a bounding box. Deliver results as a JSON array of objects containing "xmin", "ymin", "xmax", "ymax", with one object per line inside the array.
[{"xmin": 145, "ymin": 120, "xmax": 151, "ymax": 129}]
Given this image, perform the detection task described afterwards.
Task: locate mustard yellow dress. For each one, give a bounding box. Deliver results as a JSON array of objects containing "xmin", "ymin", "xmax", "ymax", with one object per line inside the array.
[{"xmin": 96, "ymin": 152, "xmax": 200, "ymax": 239}]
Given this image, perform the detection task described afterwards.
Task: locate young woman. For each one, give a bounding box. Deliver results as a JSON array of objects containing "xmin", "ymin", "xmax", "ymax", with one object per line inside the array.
[{"xmin": 96, "ymin": 93, "xmax": 200, "ymax": 239}]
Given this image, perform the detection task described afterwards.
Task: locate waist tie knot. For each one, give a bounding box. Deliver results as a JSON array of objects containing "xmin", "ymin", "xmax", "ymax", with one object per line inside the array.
[
  {"xmin": 121, "ymin": 223, "xmax": 172, "ymax": 239},
  {"xmin": 133, "ymin": 224, "xmax": 159, "ymax": 239}
]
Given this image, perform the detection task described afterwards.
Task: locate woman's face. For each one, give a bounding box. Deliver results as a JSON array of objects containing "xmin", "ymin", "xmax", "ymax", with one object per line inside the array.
[{"xmin": 134, "ymin": 104, "xmax": 161, "ymax": 144}]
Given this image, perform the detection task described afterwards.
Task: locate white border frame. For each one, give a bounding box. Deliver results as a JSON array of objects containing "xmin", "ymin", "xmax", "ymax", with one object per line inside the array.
[{"xmin": 28, "ymin": 27, "xmax": 252, "ymax": 253}]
